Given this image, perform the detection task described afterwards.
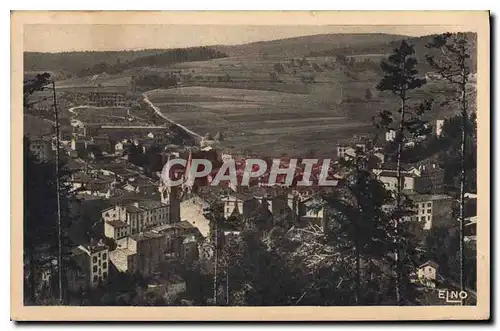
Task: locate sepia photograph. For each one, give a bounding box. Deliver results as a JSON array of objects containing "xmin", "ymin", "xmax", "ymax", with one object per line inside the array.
[{"xmin": 11, "ymin": 11, "xmax": 490, "ymax": 321}]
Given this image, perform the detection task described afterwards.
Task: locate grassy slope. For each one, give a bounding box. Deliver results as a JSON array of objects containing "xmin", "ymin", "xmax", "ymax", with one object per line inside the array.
[
  {"xmin": 213, "ymin": 33, "xmax": 407, "ymax": 58},
  {"xmin": 25, "ymin": 32, "xmax": 476, "ymax": 156}
]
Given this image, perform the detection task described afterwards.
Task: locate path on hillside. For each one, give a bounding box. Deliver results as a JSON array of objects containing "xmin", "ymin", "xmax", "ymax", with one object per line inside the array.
[{"xmin": 143, "ymin": 90, "xmax": 203, "ymax": 140}]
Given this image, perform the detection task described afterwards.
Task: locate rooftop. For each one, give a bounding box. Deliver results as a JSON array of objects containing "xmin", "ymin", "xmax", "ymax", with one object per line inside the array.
[
  {"xmin": 106, "ymin": 220, "xmax": 129, "ymax": 228},
  {"xmin": 125, "ymin": 204, "xmax": 143, "ymax": 213},
  {"xmin": 378, "ymin": 171, "xmax": 419, "ymax": 178},
  {"xmin": 409, "ymin": 193, "xmax": 452, "ymax": 202},
  {"xmin": 419, "ymin": 260, "xmax": 439, "ymax": 269},
  {"xmin": 78, "ymin": 243, "xmax": 108, "ymax": 255},
  {"xmin": 130, "ymin": 231, "xmax": 165, "ymax": 242},
  {"xmin": 137, "ymin": 200, "xmax": 166, "ymax": 210}
]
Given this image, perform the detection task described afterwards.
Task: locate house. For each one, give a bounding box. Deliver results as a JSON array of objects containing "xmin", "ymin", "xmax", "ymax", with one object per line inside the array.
[
  {"xmin": 147, "ymin": 131, "xmax": 169, "ymax": 146},
  {"xmin": 435, "ymin": 120, "xmax": 445, "ymax": 137},
  {"xmin": 385, "ymin": 129, "xmax": 397, "ymax": 142},
  {"xmin": 376, "ymin": 170, "xmax": 419, "ymax": 192},
  {"xmin": 373, "ymin": 152, "xmax": 385, "ymax": 165},
  {"xmin": 464, "ymin": 216, "xmax": 477, "ymax": 242},
  {"xmin": 114, "ymin": 140, "xmax": 133, "ymax": 155},
  {"xmin": 67, "ymin": 242, "xmax": 110, "ymax": 291},
  {"xmin": 111, "ymin": 231, "xmax": 167, "ymax": 277},
  {"xmin": 407, "ymin": 193, "xmax": 454, "ymax": 230},
  {"xmin": 417, "ymin": 260, "xmax": 439, "ymax": 287},
  {"xmin": 221, "ymin": 152, "xmax": 233, "ymax": 163},
  {"xmin": 374, "ymin": 162, "xmax": 444, "ymax": 194},
  {"xmin": 71, "ymin": 172, "xmax": 116, "ymax": 197},
  {"xmin": 28, "ymin": 136, "xmax": 54, "ymax": 162},
  {"xmin": 149, "ymin": 221, "xmax": 201, "ymax": 261},
  {"xmin": 415, "ymin": 162, "xmax": 445, "ymax": 194},
  {"xmin": 298, "ymin": 197, "xmax": 325, "ymax": 229},
  {"xmin": 336, "ymin": 144, "xmax": 350, "ymax": 158},
  {"xmin": 221, "ymin": 192, "xmax": 260, "ymax": 219},
  {"xmin": 123, "ymin": 177, "xmax": 159, "ymax": 196},
  {"xmin": 179, "ymin": 196, "xmax": 212, "ymax": 239},
  {"xmin": 104, "ymin": 220, "xmax": 130, "ymax": 240}
]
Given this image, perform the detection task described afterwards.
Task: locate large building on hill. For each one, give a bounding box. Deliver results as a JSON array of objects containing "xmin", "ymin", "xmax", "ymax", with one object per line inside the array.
[
  {"xmin": 373, "ymin": 162, "xmax": 444, "ymax": 194},
  {"xmin": 102, "ymin": 199, "xmax": 171, "ymax": 239}
]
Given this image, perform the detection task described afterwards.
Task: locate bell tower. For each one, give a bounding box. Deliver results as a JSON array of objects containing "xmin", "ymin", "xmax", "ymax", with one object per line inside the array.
[
  {"xmin": 160, "ymin": 182, "xmax": 181, "ymax": 223},
  {"xmin": 159, "ymin": 154, "xmax": 182, "ymax": 223}
]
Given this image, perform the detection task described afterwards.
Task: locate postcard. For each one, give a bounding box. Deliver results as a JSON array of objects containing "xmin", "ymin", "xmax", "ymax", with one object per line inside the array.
[{"xmin": 11, "ymin": 10, "xmax": 490, "ymax": 321}]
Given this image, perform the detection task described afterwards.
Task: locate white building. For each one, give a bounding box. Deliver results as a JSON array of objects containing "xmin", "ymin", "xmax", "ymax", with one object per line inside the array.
[
  {"xmin": 385, "ymin": 129, "xmax": 397, "ymax": 142},
  {"xmin": 417, "ymin": 260, "xmax": 439, "ymax": 287},
  {"xmin": 104, "ymin": 220, "xmax": 130, "ymax": 240},
  {"xmin": 102, "ymin": 200, "xmax": 170, "ymax": 238},
  {"xmin": 76, "ymin": 243, "xmax": 109, "ymax": 288},
  {"xmin": 436, "ymin": 119, "xmax": 445, "ymax": 137}
]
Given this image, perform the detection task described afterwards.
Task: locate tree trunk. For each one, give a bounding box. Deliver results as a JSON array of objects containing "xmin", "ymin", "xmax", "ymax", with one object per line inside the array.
[
  {"xmin": 395, "ymin": 76, "xmax": 407, "ymax": 305},
  {"xmin": 459, "ymin": 52, "xmax": 467, "ymax": 299},
  {"xmin": 52, "ymin": 81, "xmax": 64, "ymax": 304}
]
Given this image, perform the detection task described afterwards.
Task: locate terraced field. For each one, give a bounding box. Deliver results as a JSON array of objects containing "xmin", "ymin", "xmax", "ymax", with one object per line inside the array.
[{"xmin": 147, "ymin": 86, "xmax": 374, "ymax": 157}]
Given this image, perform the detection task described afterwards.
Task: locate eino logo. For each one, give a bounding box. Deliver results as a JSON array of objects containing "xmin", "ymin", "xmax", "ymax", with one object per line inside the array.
[{"xmin": 438, "ymin": 289, "xmax": 468, "ymax": 304}]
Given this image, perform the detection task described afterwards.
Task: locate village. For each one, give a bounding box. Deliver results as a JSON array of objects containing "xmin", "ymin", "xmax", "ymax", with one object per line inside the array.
[{"xmin": 24, "ymin": 81, "xmax": 478, "ymax": 306}]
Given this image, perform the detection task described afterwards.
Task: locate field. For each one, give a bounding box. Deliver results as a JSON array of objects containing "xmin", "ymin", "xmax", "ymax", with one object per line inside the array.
[
  {"xmin": 48, "ymin": 34, "xmax": 474, "ymax": 157},
  {"xmin": 147, "ymin": 86, "xmax": 375, "ymax": 157}
]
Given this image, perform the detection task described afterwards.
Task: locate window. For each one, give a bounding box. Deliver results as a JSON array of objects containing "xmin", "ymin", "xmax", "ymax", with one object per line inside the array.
[
  {"xmin": 420, "ymin": 216, "xmax": 426, "ymax": 222},
  {"xmin": 427, "ymin": 209, "xmax": 432, "ymax": 214},
  {"xmin": 93, "ymin": 256, "xmax": 97, "ymax": 263},
  {"xmin": 427, "ymin": 216, "xmax": 431, "ymax": 220},
  {"xmin": 99, "ymin": 269, "xmax": 102, "ymax": 275},
  {"xmin": 93, "ymin": 275, "xmax": 98, "ymax": 283},
  {"xmin": 102, "ymin": 253, "xmax": 107, "ymax": 260},
  {"xmin": 103, "ymin": 272, "xmax": 108, "ymax": 279},
  {"xmin": 427, "ymin": 203, "xmax": 431, "ymax": 207},
  {"xmin": 93, "ymin": 265, "xmax": 97, "ymax": 272},
  {"xmin": 103, "ymin": 262, "xmax": 107, "ymax": 269}
]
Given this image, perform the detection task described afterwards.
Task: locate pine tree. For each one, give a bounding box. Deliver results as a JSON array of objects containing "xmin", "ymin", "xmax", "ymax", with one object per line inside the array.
[
  {"xmin": 374, "ymin": 40, "xmax": 432, "ymax": 304},
  {"xmin": 23, "ymin": 137, "xmax": 75, "ymax": 304},
  {"xmin": 321, "ymin": 147, "xmax": 394, "ymax": 304},
  {"xmin": 426, "ymin": 32, "xmax": 473, "ymax": 295}
]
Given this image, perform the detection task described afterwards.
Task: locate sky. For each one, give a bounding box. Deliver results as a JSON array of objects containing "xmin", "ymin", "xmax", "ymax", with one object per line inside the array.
[{"xmin": 24, "ymin": 24, "xmax": 466, "ymax": 53}]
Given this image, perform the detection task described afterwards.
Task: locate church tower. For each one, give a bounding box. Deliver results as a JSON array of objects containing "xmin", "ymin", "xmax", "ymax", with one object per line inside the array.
[
  {"xmin": 159, "ymin": 154, "xmax": 181, "ymax": 223},
  {"xmin": 160, "ymin": 184, "xmax": 181, "ymax": 223}
]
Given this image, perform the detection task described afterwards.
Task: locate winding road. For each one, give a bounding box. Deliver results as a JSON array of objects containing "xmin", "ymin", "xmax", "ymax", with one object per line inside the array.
[{"xmin": 142, "ymin": 90, "xmax": 203, "ymax": 140}]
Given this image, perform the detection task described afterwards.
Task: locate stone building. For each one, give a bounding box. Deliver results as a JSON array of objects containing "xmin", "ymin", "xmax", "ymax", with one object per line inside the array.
[{"xmin": 110, "ymin": 231, "xmax": 166, "ymax": 277}]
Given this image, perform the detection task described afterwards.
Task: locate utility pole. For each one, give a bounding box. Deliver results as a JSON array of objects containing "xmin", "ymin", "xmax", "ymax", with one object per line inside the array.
[{"xmin": 51, "ymin": 80, "xmax": 64, "ymax": 304}]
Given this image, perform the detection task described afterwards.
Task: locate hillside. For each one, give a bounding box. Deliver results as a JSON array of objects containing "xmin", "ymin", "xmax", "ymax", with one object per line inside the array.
[
  {"xmin": 309, "ymin": 32, "xmax": 477, "ymax": 72},
  {"xmin": 24, "ymin": 47, "xmax": 228, "ymax": 77},
  {"xmin": 213, "ymin": 33, "xmax": 407, "ymax": 58}
]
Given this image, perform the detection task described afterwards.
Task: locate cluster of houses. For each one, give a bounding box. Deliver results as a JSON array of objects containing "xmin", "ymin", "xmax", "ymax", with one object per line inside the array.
[{"xmin": 26, "ymin": 107, "xmax": 477, "ymax": 301}]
